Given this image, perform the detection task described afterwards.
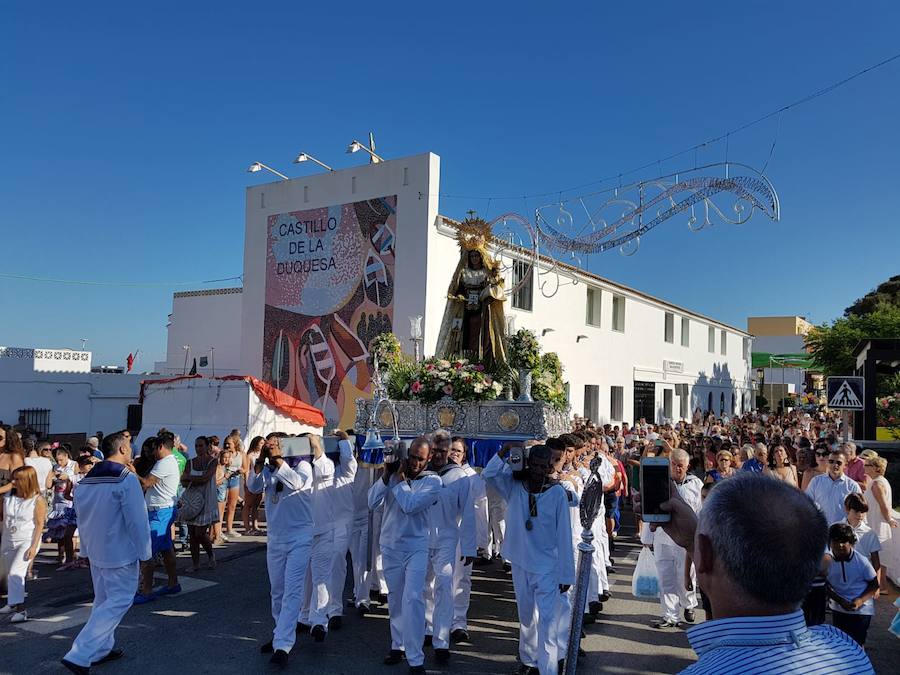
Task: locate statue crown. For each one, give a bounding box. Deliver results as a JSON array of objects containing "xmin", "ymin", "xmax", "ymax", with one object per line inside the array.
[{"xmin": 456, "ymin": 216, "xmax": 493, "ymax": 250}]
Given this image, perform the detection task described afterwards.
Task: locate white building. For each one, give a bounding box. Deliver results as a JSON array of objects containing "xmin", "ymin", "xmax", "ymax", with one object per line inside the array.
[
  {"xmin": 0, "ymin": 347, "xmax": 143, "ymax": 438},
  {"xmin": 156, "ymin": 151, "xmax": 753, "ymax": 428}
]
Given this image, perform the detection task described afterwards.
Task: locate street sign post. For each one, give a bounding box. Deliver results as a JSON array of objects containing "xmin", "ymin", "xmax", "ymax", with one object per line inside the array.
[{"xmin": 827, "ymin": 376, "xmax": 865, "ymax": 442}]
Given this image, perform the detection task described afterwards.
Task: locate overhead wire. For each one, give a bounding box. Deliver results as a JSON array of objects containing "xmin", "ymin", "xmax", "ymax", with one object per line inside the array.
[{"xmin": 0, "ymin": 272, "xmax": 243, "ymax": 288}]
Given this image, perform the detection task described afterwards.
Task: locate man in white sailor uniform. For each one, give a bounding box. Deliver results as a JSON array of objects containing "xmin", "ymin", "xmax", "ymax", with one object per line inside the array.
[
  {"xmin": 368, "ymin": 436, "xmax": 442, "ymax": 675},
  {"xmin": 246, "ymin": 433, "xmax": 317, "ymax": 667},
  {"xmin": 424, "ymin": 431, "xmax": 476, "ymax": 663},
  {"xmin": 61, "ymin": 432, "xmax": 151, "ymax": 675},
  {"xmin": 325, "ymin": 430, "xmax": 358, "ymax": 628},
  {"xmin": 483, "ymin": 444, "xmax": 576, "ymax": 675}
]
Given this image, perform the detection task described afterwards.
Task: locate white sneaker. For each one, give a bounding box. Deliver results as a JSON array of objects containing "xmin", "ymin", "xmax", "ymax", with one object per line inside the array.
[
  {"xmin": 227, "ymin": 530, "xmax": 242, "ymax": 538},
  {"xmin": 10, "ymin": 611, "xmax": 27, "ymax": 623},
  {"xmin": 0, "ymin": 605, "xmax": 14, "ymax": 614}
]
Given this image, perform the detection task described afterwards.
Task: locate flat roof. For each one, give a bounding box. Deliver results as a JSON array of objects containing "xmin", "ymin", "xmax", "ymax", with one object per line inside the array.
[{"xmin": 439, "ymin": 215, "xmax": 751, "ymax": 337}]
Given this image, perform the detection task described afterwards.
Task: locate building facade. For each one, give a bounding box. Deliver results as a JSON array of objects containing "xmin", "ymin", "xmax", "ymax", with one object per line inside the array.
[{"xmin": 158, "ymin": 151, "xmax": 753, "ymax": 427}]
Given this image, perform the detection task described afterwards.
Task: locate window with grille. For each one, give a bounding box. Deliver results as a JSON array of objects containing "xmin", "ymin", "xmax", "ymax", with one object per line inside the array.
[
  {"xmin": 18, "ymin": 408, "xmax": 50, "ymax": 438},
  {"xmin": 610, "ymin": 386, "xmax": 624, "ymax": 421},
  {"xmin": 512, "ymin": 260, "xmax": 533, "ymax": 311},
  {"xmin": 584, "ymin": 384, "xmax": 599, "ymax": 422}
]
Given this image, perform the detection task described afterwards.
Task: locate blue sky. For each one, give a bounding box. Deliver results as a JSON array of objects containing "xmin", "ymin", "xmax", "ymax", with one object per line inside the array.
[{"xmin": 2, "ymin": 2, "xmax": 899, "ymax": 368}]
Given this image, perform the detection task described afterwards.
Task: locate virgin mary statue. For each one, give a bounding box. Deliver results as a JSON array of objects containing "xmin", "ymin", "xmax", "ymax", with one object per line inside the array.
[{"xmin": 434, "ymin": 217, "xmax": 507, "ymax": 369}]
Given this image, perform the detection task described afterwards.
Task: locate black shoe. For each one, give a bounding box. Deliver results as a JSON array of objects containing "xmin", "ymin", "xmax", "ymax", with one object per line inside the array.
[
  {"xmin": 502, "ymin": 561, "xmax": 511, "ymax": 573},
  {"xmin": 598, "ymin": 591, "xmax": 611, "ymax": 602},
  {"xmin": 327, "ymin": 615, "xmax": 342, "ymax": 630},
  {"xmin": 311, "ymin": 625, "xmax": 326, "ymax": 642},
  {"xmin": 270, "ymin": 649, "xmax": 289, "ymax": 667},
  {"xmin": 683, "ymin": 609, "xmax": 696, "ymax": 623},
  {"xmin": 296, "ymin": 622, "xmax": 310, "ymax": 634},
  {"xmin": 450, "ymin": 628, "xmax": 469, "ymax": 644},
  {"xmin": 423, "ymin": 634, "xmax": 433, "ymax": 648},
  {"xmin": 434, "ymin": 648, "xmax": 450, "ymax": 664},
  {"xmin": 514, "ymin": 666, "xmax": 539, "ymax": 675},
  {"xmin": 606, "ymin": 566, "xmax": 617, "ymax": 574},
  {"xmin": 92, "ymin": 648, "xmax": 124, "ymax": 665},
  {"xmin": 582, "ymin": 613, "xmax": 596, "ymax": 625},
  {"xmin": 558, "ymin": 659, "xmax": 565, "ymax": 674},
  {"xmin": 356, "ymin": 603, "xmax": 370, "ymax": 616},
  {"xmin": 588, "ymin": 600, "xmax": 602, "ymax": 616},
  {"xmin": 408, "ymin": 667, "xmax": 426, "ymax": 675},
  {"xmin": 260, "ymin": 640, "xmax": 274, "ymax": 654},
  {"xmin": 578, "ymin": 647, "xmax": 586, "ymax": 657},
  {"xmin": 609, "ymin": 557, "xmax": 616, "ymax": 566},
  {"xmin": 377, "ymin": 592, "xmax": 388, "ymax": 605},
  {"xmin": 384, "ymin": 649, "xmax": 404, "ymax": 665},
  {"xmin": 61, "ymin": 659, "xmax": 91, "ymax": 675},
  {"xmin": 473, "ymin": 556, "xmax": 492, "ymax": 567}
]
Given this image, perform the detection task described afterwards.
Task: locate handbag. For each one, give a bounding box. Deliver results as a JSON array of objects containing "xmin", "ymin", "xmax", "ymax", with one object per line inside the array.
[{"xmin": 177, "ymin": 486, "xmax": 206, "ymax": 522}]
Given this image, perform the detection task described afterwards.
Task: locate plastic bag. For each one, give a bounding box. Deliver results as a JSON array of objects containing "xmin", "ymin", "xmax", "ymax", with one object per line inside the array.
[{"xmin": 632, "ymin": 546, "xmax": 660, "ymax": 599}]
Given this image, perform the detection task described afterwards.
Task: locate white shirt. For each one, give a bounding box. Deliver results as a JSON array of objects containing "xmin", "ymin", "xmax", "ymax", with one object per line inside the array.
[
  {"xmin": 330, "ymin": 440, "xmax": 359, "ymax": 526},
  {"xmin": 74, "ymin": 461, "xmax": 152, "ymax": 567},
  {"xmin": 310, "ymin": 454, "xmax": 336, "ymax": 534},
  {"xmin": 25, "ymin": 456, "xmax": 52, "ymax": 491},
  {"xmin": 482, "ymin": 454, "xmax": 576, "ymax": 585},
  {"xmin": 145, "ymin": 454, "xmax": 180, "ymax": 509},
  {"xmin": 3, "ymin": 494, "xmax": 38, "ymax": 544},
  {"xmin": 461, "ymin": 464, "xmax": 490, "ymax": 551},
  {"xmin": 846, "ymin": 519, "xmax": 881, "ymax": 559},
  {"xmin": 246, "ymin": 460, "xmax": 314, "ymax": 544},
  {"xmin": 826, "ymin": 550, "xmax": 876, "ymax": 616},
  {"xmin": 368, "ymin": 471, "xmax": 442, "ymax": 553},
  {"xmin": 427, "ymin": 463, "xmax": 477, "ymax": 556},
  {"xmin": 805, "ymin": 473, "xmax": 861, "ymax": 525},
  {"xmin": 655, "ymin": 474, "xmax": 703, "ymax": 549},
  {"xmin": 351, "ymin": 464, "xmax": 373, "ymax": 527}
]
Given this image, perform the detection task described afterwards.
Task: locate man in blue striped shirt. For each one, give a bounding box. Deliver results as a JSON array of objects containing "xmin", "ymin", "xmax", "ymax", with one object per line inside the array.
[{"xmin": 655, "ymin": 472, "xmax": 874, "ymax": 674}]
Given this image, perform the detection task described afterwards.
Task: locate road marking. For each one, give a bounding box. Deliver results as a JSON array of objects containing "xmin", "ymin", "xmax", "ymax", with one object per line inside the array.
[{"xmin": 15, "ymin": 575, "xmax": 217, "ymax": 635}]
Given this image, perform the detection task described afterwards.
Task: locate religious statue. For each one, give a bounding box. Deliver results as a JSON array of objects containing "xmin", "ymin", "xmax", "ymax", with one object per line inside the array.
[{"xmin": 435, "ymin": 216, "xmax": 507, "ymax": 369}]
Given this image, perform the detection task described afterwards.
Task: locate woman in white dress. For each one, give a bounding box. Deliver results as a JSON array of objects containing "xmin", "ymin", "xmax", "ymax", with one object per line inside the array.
[
  {"xmin": 863, "ymin": 455, "xmax": 897, "ymax": 593},
  {"xmin": 0, "ymin": 466, "xmax": 47, "ymax": 622}
]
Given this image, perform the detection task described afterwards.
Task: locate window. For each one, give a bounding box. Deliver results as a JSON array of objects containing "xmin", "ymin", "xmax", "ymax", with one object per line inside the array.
[
  {"xmin": 18, "ymin": 408, "xmax": 50, "ymax": 438},
  {"xmin": 564, "ymin": 381, "xmax": 570, "ymax": 405},
  {"xmin": 681, "ymin": 317, "xmax": 690, "ymax": 347},
  {"xmin": 719, "ymin": 392, "xmax": 726, "ymax": 415},
  {"xmin": 720, "ymin": 329, "xmax": 727, "ymax": 356},
  {"xmin": 585, "ymin": 287, "xmax": 602, "ymax": 327},
  {"xmin": 743, "ymin": 337, "xmax": 751, "ymax": 362},
  {"xmin": 731, "ymin": 392, "xmax": 736, "ymax": 415},
  {"xmin": 708, "ymin": 325, "xmax": 715, "ymax": 353},
  {"xmin": 663, "ymin": 389, "xmax": 674, "ymax": 420},
  {"xmin": 612, "ymin": 295, "xmax": 625, "ymax": 332},
  {"xmin": 512, "ymin": 259, "xmax": 533, "ymax": 311},
  {"xmin": 583, "ymin": 385, "xmax": 600, "ymax": 422},
  {"xmin": 677, "ymin": 383, "xmax": 689, "ymax": 419},
  {"xmin": 664, "ymin": 312, "xmax": 674, "ymax": 343},
  {"xmin": 610, "ymin": 386, "xmax": 624, "ymax": 421}
]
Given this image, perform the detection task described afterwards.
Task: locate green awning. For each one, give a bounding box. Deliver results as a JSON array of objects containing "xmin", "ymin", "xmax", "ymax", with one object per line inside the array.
[{"xmin": 751, "ymin": 352, "xmax": 816, "ymax": 369}]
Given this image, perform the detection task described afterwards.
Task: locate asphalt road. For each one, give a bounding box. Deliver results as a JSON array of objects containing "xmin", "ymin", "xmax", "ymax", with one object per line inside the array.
[{"xmin": 2, "ymin": 522, "xmax": 898, "ymax": 674}]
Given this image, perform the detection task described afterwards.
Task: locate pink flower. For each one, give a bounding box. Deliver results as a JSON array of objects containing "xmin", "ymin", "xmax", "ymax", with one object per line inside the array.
[
  {"xmin": 443, "ymin": 384, "xmax": 454, "ymax": 396},
  {"xmin": 411, "ymin": 381, "xmax": 423, "ymax": 394},
  {"xmin": 426, "ymin": 364, "xmax": 434, "ymax": 371},
  {"xmin": 484, "ymin": 376, "xmax": 493, "ymax": 385},
  {"xmin": 474, "ymin": 364, "xmax": 485, "ymax": 372}
]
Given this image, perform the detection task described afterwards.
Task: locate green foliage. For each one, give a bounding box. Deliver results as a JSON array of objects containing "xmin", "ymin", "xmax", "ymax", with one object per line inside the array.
[
  {"xmin": 755, "ymin": 394, "xmax": 769, "ymax": 411},
  {"xmin": 507, "ymin": 329, "xmax": 541, "ymax": 370},
  {"xmin": 531, "ymin": 352, "xmax": 568, "ymax": 412},
  {"xmin": 371, "ymin": 332, "xmax": 402, "ymax": 369},
  {"xmin": 845, "ymin": 275, "xmax": 900, "ymax": 317},
  {"xmin": 386, "ymin": 358, "xmax": 419, "ymax": 400},
  {"xmin": 806, "ymin": 303, "xmax": 900, "ymax": 376},
  {"xmin": 877, "ymin": 372, "xmax": 900, "ymax": 398}
]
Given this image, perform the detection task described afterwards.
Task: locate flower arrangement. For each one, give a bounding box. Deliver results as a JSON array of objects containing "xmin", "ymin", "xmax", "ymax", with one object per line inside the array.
[
  {"xmin": 507, "ymin": 329, "xmax": 541, "ymax": 370},
  {"xmin": 370, "ymin": 332, "xmax": 402, "ymax": 370},
  {"xmin": 394, "ymin": 357, "xmax": 504, "ymax": 404},
  {"xmin": 876, "ymin": 394, "xmax": 900, "ymax": 428},
  {"xmin": 532, "ymin": 352, "xmax": 568, "ymax": 411}
]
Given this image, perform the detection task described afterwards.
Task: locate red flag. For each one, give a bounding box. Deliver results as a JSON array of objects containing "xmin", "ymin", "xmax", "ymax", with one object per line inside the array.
[{"xmin": 126, "ymin": 353, "xmax": 134, "ymax": 372}]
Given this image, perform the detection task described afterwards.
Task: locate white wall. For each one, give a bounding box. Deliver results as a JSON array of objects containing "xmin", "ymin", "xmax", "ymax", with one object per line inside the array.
[
  {"xmin": 240, "ymin": 152, "xmax": 440, "ymax": 376},
  {"xmin": 157, "ymin": 289, "xmax": 244, "ymax": 375},
  {"xmin": 424, "ymin": 223, "xmax": 753, "ymax": 424}
]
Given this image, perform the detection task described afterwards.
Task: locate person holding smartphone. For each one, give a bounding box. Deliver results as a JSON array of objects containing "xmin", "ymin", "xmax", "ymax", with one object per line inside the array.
[{"xmin": 650, "ymin": 448, "xmax": 703, "ymax": 628}]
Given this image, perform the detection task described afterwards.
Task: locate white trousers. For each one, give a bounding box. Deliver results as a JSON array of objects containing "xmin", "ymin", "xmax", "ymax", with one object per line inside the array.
[
  {"xmin": 349, "ymin": 518, "xmax": 370, "ymax": 606},
  {"xmin": 300, "ymin": 529, "xmax": 334, "ymax": 629},
  {"xmin": 382, "ymin": 546, "xmax": 428, "ymax": 667},
  {"xmin": 64, "ymin": 562, "xmax": 139, "ymax": 668},
  {"xmin": 655, "ymin": 542, "xmax": 697, "ymax": 621},
  {"xmin": 0, "ymin": 536, "xmax": 30, "ymax": 606},
  {"xmin": 554, "ymin": 586, "xmax": 574, "ymax": 657},
  {"xmin": 588, "ymin": 515, "xmax": 609, "ymax": 599},
  {"xmin": 268, "ymin": 536, "xmax": 312, "ymax": 652},
  {"xmin": 511, "ymin": 564, "xmax": 560, "ymax": 675},
  {"xmin": 424, "ymin": 544, "xmax": 457, "ymax": 649},
  {"xmin": 327, "ymin": 521, "xmax": 351, "ymax": 617},
  {"xmin": 370, "ymin": 507, "xmax": 389, "ymax": 593},
  {"xmin": 451, "ymin": 544, "xmax": 473, "ymax": 631},
  {"xmin": 486, "ymin": 488, "xmax": 506, "ymax": 557}
]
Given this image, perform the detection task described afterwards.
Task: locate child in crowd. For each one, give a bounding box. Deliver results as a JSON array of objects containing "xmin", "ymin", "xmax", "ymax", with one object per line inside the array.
[
  {"xmin": 843, "ymin": 493, "xmax": 881, "ymax": 579},
  {"xmin": 44, "ymin": 447, "xmax": 77, "ymax": 569},
  {"xmin": 825, "ymin": 523, "xmax": 878, "ymax": 647},
  {"xmin": 213, "ymin": 447, "xmax": 230, "ymax": 544}
]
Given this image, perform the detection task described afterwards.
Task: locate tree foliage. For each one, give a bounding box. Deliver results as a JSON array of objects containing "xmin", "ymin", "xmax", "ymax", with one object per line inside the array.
[
  {"xmin": 845, "ymin": 275, "xmax": 900, "ymax": 317},
  {"xmin": 806, "ymin": 304, "xmax": 900, "ymax": 376}
]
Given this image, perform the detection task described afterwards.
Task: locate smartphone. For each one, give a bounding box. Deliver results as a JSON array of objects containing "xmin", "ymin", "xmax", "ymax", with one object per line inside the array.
[
  {"xmin": 280, "ymin": 436, "xmax": 312, "ymax": 458},
  {"xmin": 640, "ymin": 457, "xmax": 671, "ymax": 523},
  {"xmin": 508, "ymin": 446, "xmax": 526, "ymax": 472},
  {"xmin": 654, "ymin": 439, "xmax": 663, "ymax": 447}
]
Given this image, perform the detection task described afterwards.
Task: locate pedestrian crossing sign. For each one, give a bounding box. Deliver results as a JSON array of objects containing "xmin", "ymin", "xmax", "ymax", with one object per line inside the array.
[{"xmin": 826, "ymin": 376, "xmax": 865, "ymax": 410}]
